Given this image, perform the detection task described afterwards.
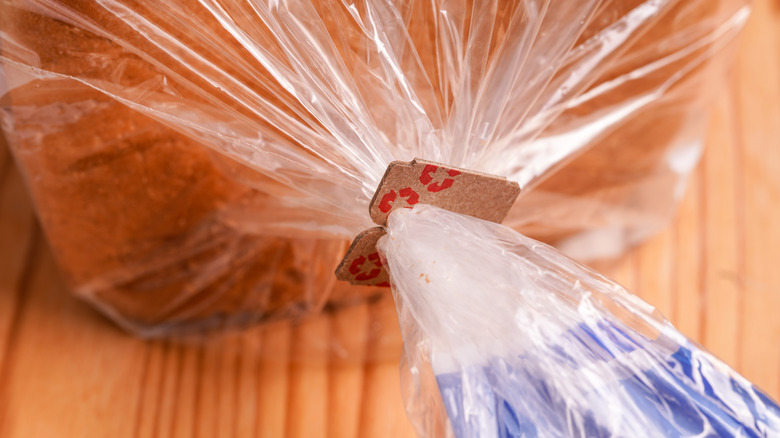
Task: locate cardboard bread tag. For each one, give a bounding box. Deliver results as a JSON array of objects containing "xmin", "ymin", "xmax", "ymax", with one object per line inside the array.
[
  {"xmin": 337, "ymin": 159, "xmax": 521, "ymax": 286},
  {"xmin": 369, "ymin": 159, "xmax": 520, "ymax": 227},
  {"xmin": 334, "ymin": 227, "xmax": 390, "ymax": 287}
]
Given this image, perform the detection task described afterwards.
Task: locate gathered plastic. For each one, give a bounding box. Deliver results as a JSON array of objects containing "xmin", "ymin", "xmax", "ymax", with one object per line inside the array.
[
  {"xmin": 0, "ymin": 0, "xmax": 750, "ymax": 332},
  {"xmin": 382, "ymin": 205, "xmax": 780, "ymax": 437}
]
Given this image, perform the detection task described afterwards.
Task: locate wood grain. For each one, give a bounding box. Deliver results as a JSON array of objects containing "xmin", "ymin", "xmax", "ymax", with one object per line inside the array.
[
  {"xmin": 1, "ymin": 2, "xmax": 779, "ymax": 437},
  {"xmin": 734, "ymin": 0, "xmax": 780, "ymax": 397}
]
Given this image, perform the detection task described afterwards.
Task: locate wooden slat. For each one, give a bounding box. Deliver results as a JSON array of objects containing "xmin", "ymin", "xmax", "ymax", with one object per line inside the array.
[
  {"xmin": 231, "ymin": 335, "xmax": 262, "ymax": 438},
  {"xmin": 700, "ymin": 82, "xmax": 742, "ymax": 367},
  {"xmin": 286, "ymin": 317, "xmax": 330, "ymax": 438},
  {"xmin": 327, "ymin": 303, "xmax": 369, "ymax": 438},
  {"xmin": 733, "ymin": 0, "xmax": 780, "ymax": 396},
  {"xmin": 671, "ymin": 165, "xmax": 705, "ymax": 341},
  {"xmin": 636, "ymin": 223, "xmax": 675, "ymax": 321},
  {"xmin": 357, "ymin": 300, "xmax": 418, "ymax": 438},
  {"xmin": 0, "ymin": 238, "xmax": 147, "ymax": 438},
  {"xmin": 133, "ymin": 341, "xmax": 165, "ymax": 438},
  {"xmin": 255, "ymin": 323, "xmax": 292, "ymax": 438}
]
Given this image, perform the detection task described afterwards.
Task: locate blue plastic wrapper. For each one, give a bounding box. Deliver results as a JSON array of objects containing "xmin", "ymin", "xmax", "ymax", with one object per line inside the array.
[
  {"xmin": 380, "ymin": 206, "xmax": 780, "ymax": 438},
  {"xmin": 437, "ymin": 326, "xmax": 780, "ymax": 437}
]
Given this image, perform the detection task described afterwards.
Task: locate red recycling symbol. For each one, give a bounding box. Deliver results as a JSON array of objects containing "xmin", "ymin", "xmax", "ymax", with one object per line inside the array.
[
  {"xmin": 377, "ymin": 165, "xmax": 462, "ymax": 214},
  {"xmin": 378, "ymin": 187, "xmax": 419, "ymax": 213},
  {"xmin": 349, "ymin": 252, "xmax": 383, "ymax": 281},
  {"xmin": 420, "ymin": 165, "xmax": 461, "ymax": 192}
]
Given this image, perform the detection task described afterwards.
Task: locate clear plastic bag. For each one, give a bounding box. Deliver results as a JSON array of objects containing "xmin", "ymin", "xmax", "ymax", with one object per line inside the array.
[
  {"xmin": 0, "ymin": 0, "xmax": 748, "ymax": 334},
  {"xmin": 382, "ymin": 205, "xmax": 780, "ymax": 437},
  {"xmin": 4, "ymin": 0, "xmax": 773, "ymax": 435}
]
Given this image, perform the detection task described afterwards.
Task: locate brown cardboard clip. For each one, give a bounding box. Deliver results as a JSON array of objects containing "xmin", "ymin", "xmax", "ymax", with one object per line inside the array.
[
  {"xmin": 369, "ymin": 159, "xmax": 521, "ymax": 227},
  {"xmin": 334, "ymin": 227, "xmax": 390, "ymax": 287},
  {"xmin": 335, "ymin": 158, "xmax": 521, "ymax": 287}
]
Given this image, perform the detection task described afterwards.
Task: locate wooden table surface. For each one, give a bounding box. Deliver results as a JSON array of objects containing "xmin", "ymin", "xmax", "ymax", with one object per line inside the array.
[{"xmin": 1, "ymin": 2, "xmax": 779, "ymax": 437}]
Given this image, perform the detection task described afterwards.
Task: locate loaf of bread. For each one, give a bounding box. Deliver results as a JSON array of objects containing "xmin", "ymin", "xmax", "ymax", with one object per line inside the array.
[{"xmin": 0, "ymin": 0, "xmax": 742, "ymax": 335}]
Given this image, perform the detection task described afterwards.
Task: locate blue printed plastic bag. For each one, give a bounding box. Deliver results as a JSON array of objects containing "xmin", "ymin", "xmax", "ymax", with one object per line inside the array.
[{"xmin": 381, "ymin": 206, "xmax": 780, "ymax": 438}]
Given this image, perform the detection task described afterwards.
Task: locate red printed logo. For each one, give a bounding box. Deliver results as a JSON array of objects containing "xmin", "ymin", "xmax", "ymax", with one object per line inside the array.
[
  {"xmin": 420, "ymin": 165, "xmax": 461, "ymax": 192},
  {"xmin": 378, "ymin": 188, "xmax": 420, "ymax": 213},
  {"xmin": 349, "ymin": 252, "xmax": 383, "ymax": 281},
  {"xmin": 400, "ymin": 187, "xmax": 419, "ymax": 204},
  {"xmin": 376, "ymin": 163, "xmax": 462, "ymax": 218}
]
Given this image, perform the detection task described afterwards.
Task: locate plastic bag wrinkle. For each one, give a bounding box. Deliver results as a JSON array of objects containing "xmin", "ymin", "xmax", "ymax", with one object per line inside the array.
[
  {"xmin": 380, "ymin": 206, "xmax": 780, "ymax": 438},
  {"xmin": 0, "ymin": 0, "xmax": 749, "ymax": 335}
]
